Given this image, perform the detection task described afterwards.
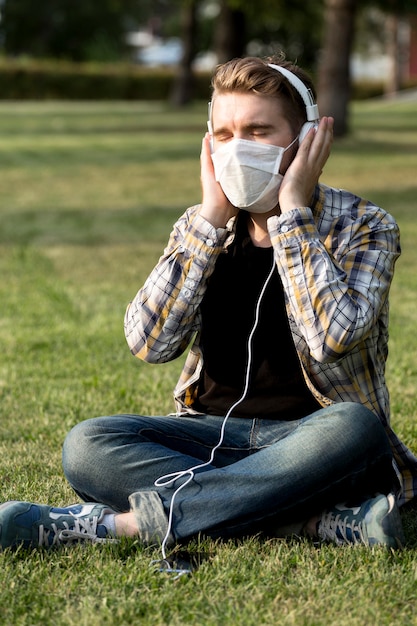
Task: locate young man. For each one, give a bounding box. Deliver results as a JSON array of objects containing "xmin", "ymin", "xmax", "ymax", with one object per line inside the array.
[{"xmin": 2, "ymin": 55, "xmax": 417, "ymax": 551}]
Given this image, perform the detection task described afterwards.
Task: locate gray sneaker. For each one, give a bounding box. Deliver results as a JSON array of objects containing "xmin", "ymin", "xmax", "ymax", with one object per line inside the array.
[
  {"xmin": 317, "ymin": 493, "xmax": 404, "ymax": 548},
  {"xmin": 0, "ymin": 501, "xmax": 117, "ymax": 549}
]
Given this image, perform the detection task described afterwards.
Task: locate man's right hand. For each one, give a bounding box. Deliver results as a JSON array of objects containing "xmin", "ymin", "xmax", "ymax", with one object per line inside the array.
[{"xmin": 199, "ymin": 133, "xmax": 238, "ymax": 228}]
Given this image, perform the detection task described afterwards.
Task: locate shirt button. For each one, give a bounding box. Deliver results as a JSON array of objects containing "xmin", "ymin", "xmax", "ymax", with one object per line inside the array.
[
  {"xmin": 206, "ymin": 238, "xmax": 214, "ymax": 247},
  {"xmin": 281, "ymin": 225, "xmax": 289, "ymax": 233}
]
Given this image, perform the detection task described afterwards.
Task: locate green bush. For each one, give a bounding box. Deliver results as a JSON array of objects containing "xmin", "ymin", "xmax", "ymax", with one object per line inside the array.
[
  {"xmin": 352, "ymin": 78, "xmax": 417, "ymax": 100},
  {"xmin": 0, "ymin": 57, "xmax": 415, "ymax": 101},
  {"xmin": 0, "ymin": 57, "xmax": 212, "ymax": 100},
  {"xmin": 352, "ymin": 80, "xmax": 385, "ymax": 99}
]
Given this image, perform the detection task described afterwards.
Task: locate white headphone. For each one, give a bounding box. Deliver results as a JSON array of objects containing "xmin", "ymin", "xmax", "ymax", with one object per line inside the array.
[{"xmin": 268, "ymin": 63, "xmax": 320, "ymax": 142}]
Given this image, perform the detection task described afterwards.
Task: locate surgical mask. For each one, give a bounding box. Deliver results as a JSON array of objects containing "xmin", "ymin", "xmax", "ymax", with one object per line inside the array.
[{"xmin": 211, "ymin": 137, "xmax": 297, "ymax": 214}]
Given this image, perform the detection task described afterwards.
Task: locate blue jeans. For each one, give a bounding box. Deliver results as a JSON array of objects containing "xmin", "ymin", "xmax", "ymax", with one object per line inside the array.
[{"xmin": 62, "ymin": 403, "xmax": 396, "ymax": 544}]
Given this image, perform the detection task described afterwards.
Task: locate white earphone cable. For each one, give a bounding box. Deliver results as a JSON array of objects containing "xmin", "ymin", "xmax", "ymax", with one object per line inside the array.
[{"xmin": 154, "ymin": 257, "xmax": 277, "ymax": 560}]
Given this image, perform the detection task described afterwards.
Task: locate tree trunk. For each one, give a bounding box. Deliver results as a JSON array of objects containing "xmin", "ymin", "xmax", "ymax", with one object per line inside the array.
[
  {"xmin": 214, "ymin": 0, "xmax": 246, "ymax": 64},
  {"xmin": 385, "ymin": 15, "xmax": 400, "ymax": 97},
  {"xmin": 171, "ymin": 0, "xmax": 199, "ymax": 106},
  {"xmin": 317, "ymin": 0, "xmax": 358, "ymax": 137},
  {"xmin": 385, "ymin": 13, "xmax": 404, "ymax": 97}
]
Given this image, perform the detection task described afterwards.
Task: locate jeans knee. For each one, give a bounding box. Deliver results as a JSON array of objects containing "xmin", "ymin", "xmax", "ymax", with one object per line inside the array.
[
  {"xmin": 62, "ymin": 418, "xmax": 97, "ymax": 484},
  {"xmin": 353, "ymin": 402, "xmax": 389, "ymax": 440},
  {"xmin": 329, "ymin": 402, "xmax": 391, "ymax": 455}
]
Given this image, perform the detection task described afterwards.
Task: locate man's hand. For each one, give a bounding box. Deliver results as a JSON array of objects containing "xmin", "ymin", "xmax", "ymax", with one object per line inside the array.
[
  {"xmin": 278, "ymin": 116, "xmax": 334, "ymax": 213},
  {"xmin": 199, "ymin": 133, "xmax": 238, "ymax": 228}
]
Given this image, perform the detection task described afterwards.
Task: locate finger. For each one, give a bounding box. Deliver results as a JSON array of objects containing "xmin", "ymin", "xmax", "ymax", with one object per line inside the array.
[
  {"xmin": 200, "ymin": 132, "xmax": 210, "ymax": 161},
  {"xmin": 200, "ymin": 133, "xmax": 213, "ymax": 174}
]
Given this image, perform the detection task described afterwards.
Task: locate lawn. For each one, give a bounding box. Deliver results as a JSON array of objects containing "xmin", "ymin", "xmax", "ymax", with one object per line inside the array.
[{"xmin": 1, "ymin": 97, "xmax": 417, "ymax": 625}]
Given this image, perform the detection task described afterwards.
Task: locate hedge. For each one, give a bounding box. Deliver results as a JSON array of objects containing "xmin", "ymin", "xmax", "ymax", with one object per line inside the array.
[
  {"xmin": 0, "ymin": 58, "xmax": 212, "ymax": 100},
  {"xmin": 0, "ymin": 57, "xmax": 415, "ymax": 101}
]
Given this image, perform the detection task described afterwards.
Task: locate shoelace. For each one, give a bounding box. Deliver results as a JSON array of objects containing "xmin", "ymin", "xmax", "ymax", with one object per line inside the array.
[
  {"xmin": 318, "ymin": 512, "xmax": 368, "ymax": 545},
  {"xmin": 38, "ymin": 516, "xmax": 109, "ymax": 547}
]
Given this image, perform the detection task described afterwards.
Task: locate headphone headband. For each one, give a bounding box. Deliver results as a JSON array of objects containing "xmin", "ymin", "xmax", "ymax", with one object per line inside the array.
[{"xmin": 268, "ymin": 63, "xmax": 319, "ymax": 122}]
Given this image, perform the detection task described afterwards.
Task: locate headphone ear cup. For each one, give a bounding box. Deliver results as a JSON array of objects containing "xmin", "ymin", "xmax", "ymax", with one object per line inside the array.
[{"xmin": 299, "ymin": 121, "xmax": 319, "ymax": 143}]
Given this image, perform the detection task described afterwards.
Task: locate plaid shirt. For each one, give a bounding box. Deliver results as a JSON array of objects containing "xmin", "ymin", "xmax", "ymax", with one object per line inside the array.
[{"xmin": 124, "ymin": 183, "xmax": 417, "ymax": 505}]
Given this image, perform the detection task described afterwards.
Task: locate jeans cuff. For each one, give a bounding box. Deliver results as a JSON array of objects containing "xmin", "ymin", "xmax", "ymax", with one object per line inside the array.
[{"xmin": 128, "ymin": 490, "xmax": 174, "ymax": 547}]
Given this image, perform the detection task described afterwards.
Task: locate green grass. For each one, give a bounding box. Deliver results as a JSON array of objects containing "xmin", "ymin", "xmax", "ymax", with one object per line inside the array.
[{"xmin": 1, "ymin": 97, "xmax": 417, "ymax": 625}]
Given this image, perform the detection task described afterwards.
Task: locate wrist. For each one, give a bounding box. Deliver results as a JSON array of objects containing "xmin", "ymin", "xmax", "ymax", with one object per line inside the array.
[
  {"xmin": 199, "ymin": 203, "xmax": 237, "ymax": 228},
  {"xmin": 280, "ymin": 198, "xmax": 307, "ymax": 213}
]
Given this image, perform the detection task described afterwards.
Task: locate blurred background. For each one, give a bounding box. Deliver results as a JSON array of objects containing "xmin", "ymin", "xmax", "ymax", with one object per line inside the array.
[{"xmin": 0, "ymin": 0, "xmax": 415, "ymax": 136}]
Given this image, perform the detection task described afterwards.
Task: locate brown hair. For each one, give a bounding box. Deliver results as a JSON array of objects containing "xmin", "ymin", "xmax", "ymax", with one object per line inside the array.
[{"xmin": 211, "ymin": 53, "xmax": 316, "ymax": 134}]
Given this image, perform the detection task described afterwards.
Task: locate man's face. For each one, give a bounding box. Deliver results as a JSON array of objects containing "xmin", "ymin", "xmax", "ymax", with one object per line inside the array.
[{"xmin": 211, "ymin": 92, "xmax": 297, "ymax": 175}]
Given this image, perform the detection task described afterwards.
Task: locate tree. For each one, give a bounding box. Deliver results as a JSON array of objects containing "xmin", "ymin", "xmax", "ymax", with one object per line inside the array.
[
  {"xmin": 214, "ymin": 0, "xmax": 246, "ymax": 63},
  {"xmin": 170, "ymin": 0, "xmax": 324, "ymax": 106},
  {"xmin": 0, "ymin": 0, "xmax": 141, "ymax": 62},
  {"xmin": 372, "ymin": 0, "xmax": 417, "ymax": 96},
  {"xmin": 317, "ymin": 0, "xmax": 358, "ymax": 137},
  {"xmin": 171, "ymin": 0, "xmax": 200, "ymax": 105},
  {"xmin": 317, "ymin": 1, "xmax": 417, "ymax": 135},
  {"xmin": 384, "ymin": 12, "xmax": 403, "ymax": 95},
  {"xmin": 212, "ymin": 0, "xmax": 323, "ymax": 70}
]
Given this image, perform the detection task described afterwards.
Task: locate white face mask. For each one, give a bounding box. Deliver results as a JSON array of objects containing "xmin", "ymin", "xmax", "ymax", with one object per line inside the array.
[{"xmin": 211, "ymin": 137, "xmax": 297, "ymax": 214}]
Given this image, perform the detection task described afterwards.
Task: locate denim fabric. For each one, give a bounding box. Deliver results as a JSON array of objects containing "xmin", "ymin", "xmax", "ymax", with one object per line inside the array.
[{"xmin": 62, "ymin": 402, "xmax": 396, "ymax": 543}]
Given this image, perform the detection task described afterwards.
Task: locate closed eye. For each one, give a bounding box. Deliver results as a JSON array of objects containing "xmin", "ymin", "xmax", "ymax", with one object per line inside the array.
[
  {"xmin": 213, "ymin": 131, "xmax": 233, "ymax": 143},
  {"xmin": 213, "ymin": 123, "xmax": 276, "ymax": 143},
  {"xmin": 246, "ymin": 124, "xmax": 275, "ymax": 136}
]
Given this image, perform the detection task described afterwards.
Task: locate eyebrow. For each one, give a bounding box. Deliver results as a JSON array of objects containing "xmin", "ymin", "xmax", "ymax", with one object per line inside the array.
[{"xmin": 213, "ymin": 122, "xmax": 275, "ymax": 136}]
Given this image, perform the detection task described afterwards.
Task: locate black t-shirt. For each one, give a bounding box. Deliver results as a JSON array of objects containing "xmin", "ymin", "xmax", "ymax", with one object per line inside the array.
[{"xmin": 195, "ymin": 214, "xmax": 321, "ymax": 419}]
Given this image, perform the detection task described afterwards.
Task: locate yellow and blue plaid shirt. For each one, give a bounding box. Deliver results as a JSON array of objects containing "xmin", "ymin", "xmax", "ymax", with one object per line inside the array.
[{"xmin": 125, "ymin": 183, "xmax": 417, "ymax": 505}]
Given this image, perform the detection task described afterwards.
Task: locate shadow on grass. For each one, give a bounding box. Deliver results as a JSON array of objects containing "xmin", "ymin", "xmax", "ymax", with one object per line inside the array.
[
  {"xmin": 0, "ymin": 205, "xmax": 182, "ymax": 246},
  {"xmin": 0, "ymin": 124, "xmax": 207, "ymax": 137},
  {"xmin": 351, "ymin": 186, "xmax": 417, "ymax": 220},
  {"xmin": 2, "ymin": 185, "xmax": 417, "ymax": 247},
  {"xmin": 333, "ymin": 136, "xmax": 417, "ymax": 157},
  {"xmin": 400, "ymin": 501, "xmax": 417, "ymax": 549}
]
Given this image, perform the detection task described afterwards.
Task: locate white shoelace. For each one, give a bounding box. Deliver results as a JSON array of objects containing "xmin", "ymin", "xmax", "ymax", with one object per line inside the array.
[
  {"xmin": 318, "ymin": 512, "xmax": 367, "ymax": 545},
  {"xmin": 38, "ymin": 516, "xmax": 110, "ymax": 546}
]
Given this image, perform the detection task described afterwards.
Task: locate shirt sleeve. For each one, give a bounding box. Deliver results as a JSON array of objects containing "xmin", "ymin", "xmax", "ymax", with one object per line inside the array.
[
  {"xmin": 124, "ymin": 205, "xmax": 229, "ymax": 363},
  {"xmin": 268, "ymin": 194, "xmax": 400, "ymax": 363}
]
